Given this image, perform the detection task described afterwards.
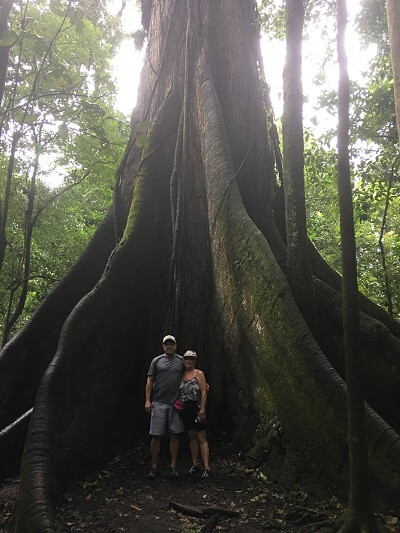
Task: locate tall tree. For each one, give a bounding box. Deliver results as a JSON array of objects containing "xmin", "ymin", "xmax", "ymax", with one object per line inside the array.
[
  {"xmin": 336, "ymin": 0, "xmax": 376, "ymax": 530},
  {"xmin": 282, "ymin": 0, "xmax": 315, "ymax": 326},
  {"xmin": 1, "ymin": 1, "xmax": 400, "ymax": 530}
]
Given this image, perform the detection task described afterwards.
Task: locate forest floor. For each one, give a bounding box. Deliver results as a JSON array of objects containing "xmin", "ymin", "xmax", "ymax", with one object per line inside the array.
[{"xmin": 0, "ymin": 436, "xmax": 399, "ymax": 532}]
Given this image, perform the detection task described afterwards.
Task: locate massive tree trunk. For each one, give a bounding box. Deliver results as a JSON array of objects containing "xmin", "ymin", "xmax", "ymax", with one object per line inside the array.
[{"xmin": 1, "ymin": 1, "xmax": 400, "ymax": 530}]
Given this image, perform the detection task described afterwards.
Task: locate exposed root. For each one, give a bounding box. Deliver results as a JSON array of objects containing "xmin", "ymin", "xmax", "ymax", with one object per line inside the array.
[
  {"xmin": 169, "ymin": 500, "xmax": 240, "ymax": 517},
  {"xmin": 201, "ymin": 513, "xmax": 221, "ymax": 532}
]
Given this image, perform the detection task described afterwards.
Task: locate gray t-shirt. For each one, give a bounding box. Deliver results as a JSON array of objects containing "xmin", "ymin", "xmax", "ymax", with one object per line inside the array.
[{"xmin": 148, "ymin": 354, "xmax": 183, "ymax": 404}]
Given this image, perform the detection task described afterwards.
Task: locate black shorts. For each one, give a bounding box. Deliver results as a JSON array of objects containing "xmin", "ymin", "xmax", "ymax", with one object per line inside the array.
[{"xmin": 182, "ymin": 400, "xmax": 206, "ymax": 432}]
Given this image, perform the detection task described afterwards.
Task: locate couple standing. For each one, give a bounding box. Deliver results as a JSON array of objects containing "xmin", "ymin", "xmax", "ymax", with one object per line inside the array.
[{"xmin": 144, "ymin": 335, "xmax": 210, "ymax": 479}]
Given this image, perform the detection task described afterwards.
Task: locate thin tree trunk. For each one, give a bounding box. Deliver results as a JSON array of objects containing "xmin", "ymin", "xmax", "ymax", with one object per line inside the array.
[
  {"xmin": 282, "ymin": 0, "xmax": 315, "ymax": 327},
  {"xmin": 377, "ymin": 154, "xmax": 399, "ymax": 318},
  {"xmin": 0, "ymin": 0, "xmax": 14, "ymax": 107},
  {"xmin": 387, "ymin": 0, "xmax": 400, "ymax": 142},
  {"xmin": 2, "ymin": 151, "xmax": 39, "ymax": 346},
  {"xmin": 336, "ymin": 1, "xmax": 375, "ymax": 530},
  {"xmin": 0, "ymin": 131, "xmax": 18, "ymax": 272}
]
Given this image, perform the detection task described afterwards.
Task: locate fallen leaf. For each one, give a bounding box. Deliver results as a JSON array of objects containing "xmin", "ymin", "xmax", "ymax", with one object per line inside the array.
[{"xmin": 258, "ymin": 472, "xmax": 268, "ymax": 482}]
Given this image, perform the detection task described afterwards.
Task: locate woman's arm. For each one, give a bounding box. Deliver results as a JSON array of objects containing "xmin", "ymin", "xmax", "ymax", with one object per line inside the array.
[{"xmin": 197, "ymin": 371, "xmax": 207, "ymax": 419}]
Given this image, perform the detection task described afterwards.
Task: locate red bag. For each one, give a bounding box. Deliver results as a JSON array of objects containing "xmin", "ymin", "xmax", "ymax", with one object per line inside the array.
[{"xmin": 173, "ymin": 399, "xmax": 183, "ymax": 412}]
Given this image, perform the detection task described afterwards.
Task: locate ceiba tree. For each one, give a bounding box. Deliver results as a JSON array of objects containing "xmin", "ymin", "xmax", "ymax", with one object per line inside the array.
[{"xmin": 1, "ymin": 0, "xmax": 400, "ymax": 530}]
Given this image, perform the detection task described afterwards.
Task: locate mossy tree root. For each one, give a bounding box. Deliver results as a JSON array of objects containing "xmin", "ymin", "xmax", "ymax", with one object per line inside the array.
[
  {"xmin": 0, "ymin": 211, "xmax": 117, "ymax": 432},
  {"xmin": 11, "ymin": 95, "xmax": 181, "ymax": 533},
  {"xmin": 196, "ymin": 59, "xmax": 400, "ymax": 508},
  {"xmin": 314, "ymin": 278, "xmax": 400, "ymax": 434}
]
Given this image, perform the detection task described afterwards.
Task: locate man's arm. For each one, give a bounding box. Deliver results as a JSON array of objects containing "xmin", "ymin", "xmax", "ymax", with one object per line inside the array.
[{"xmin": 145, "ymin": 375, "xmax": 154, "ymax": 412}]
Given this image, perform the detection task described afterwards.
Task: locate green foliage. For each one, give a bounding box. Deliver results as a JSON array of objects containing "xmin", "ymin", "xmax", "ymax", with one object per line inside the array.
[
  {"xmin": 0, "ymin": 30, "xmax": 18, "ymax": 47},
  {"xmin": 258, "ymin": 0, "xmax": 285, "ymax": 40},
  {"xmin": 258, "ymin": 0, "xmax": 336, "ymax": 41},
  {"xmin": 304, "ymin": 134, "xmax": 341, "ymax": 274},
  {"xmin": 135, "ymin": 121, "xmax": 150, "ymax": 149},
  {"xmin": 356, "ymin": 0, "xmax": 388, "ymax": 51},
  {"xmin": 0, "ymin": 0, "xmax": 129, "ymax": 341},
  {"xmin": 274, "ymin": 0, "xmax": 400, "ymax": 318},
  {"xmin": 304, "ymin": 129, "xmax": 400, "ymax": 318}
]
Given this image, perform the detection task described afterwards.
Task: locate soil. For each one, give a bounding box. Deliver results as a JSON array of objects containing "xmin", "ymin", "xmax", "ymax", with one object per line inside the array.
[{"xmin": 0, "ymin": 436, "xmax": 399, "ymax": 532}]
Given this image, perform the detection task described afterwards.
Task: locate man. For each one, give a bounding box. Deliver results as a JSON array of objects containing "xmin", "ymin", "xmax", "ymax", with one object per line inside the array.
[{"xmin": 145, "ymin": 335, "xmax": 184, "ymax": 478}]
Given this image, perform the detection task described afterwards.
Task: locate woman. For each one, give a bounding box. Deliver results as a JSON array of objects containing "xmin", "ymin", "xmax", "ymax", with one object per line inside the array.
[{"xmin": 180, "ymin": 350, "xmax": 210, "ymax": 478}]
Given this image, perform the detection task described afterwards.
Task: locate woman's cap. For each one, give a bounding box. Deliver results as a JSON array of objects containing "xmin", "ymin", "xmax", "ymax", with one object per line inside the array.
[{"xmin": 183, "ymin": 350, "xmax": 197, "ymax": 359}]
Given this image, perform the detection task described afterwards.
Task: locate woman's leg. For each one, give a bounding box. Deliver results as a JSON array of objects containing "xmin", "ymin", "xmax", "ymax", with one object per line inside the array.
[
  {"xmin": 196, "ymin": 430, "xmax": 210, "ymax": 470},
  {"xmin": 188, "ymin": 429, "xmax": 199, "ymax": 466}
]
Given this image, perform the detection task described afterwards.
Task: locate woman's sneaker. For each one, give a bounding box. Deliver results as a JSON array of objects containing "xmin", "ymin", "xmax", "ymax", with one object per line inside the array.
[
  {"xmin": 201, "ymin": 468, "xmax": 211, "ymax": 479},
  {"xmin": 169, "ymin": 466, "xmax": 179, "ymax": 478},
  {"xmin": 146, "ymin": 467, "xmax": 157, "ymax": 479},
  {"xmin": 188, "ymin": 464, "xmax": 200, "ymax": 475}
]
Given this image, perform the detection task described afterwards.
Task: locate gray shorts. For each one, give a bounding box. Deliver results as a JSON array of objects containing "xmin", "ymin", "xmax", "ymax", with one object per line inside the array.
[{"xmin": 149, "ymin": 401, "xmax": 184, "ymax": 436}]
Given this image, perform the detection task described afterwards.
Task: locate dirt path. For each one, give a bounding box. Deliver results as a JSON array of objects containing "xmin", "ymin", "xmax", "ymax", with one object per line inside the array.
[{"xmin": 1, "ymin": 437, "xmax": 399, "ymax": 532}]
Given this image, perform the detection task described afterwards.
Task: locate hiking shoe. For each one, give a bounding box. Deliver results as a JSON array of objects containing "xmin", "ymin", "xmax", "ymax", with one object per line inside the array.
[
  {"xmin": 201, "ymin": 469, "xmax": 211, "ymax": 479},
  {"xmin": 169, "ymin": 467, "xmax": 179, "ymax": 479},
  {"xmin": 146, "ymin": 467, "xmax": 157, "ymax": 479},
  {"xmin": 188, "ymin": 464, "xmax": 200, "ymax": 475}
]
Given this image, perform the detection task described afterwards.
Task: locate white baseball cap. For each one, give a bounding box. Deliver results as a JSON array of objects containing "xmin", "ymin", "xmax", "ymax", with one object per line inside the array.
[
  {"xmin": 183, "ymin": 350, "xmax": 197, "ymax": 359},
  {"xmin": 162, "ymin": 335, "xmax": 176, "ymax": 344}
]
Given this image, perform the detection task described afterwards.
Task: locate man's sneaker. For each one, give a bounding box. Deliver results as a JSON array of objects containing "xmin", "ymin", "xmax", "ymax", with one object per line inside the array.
[
  {"xmin": 146, "ymin": 467, "xmax": 157, "ymax": 479},
  {"xmin": 188, "ymin": 463, "xmax": 200, "ymax": 475},
  {"xmin": 169, "ymin": 466, "xmax": 179, "ymax": 479},
  {"xmin": 201, "ymin": 468, "xmax": 211, "ymax": 479}
]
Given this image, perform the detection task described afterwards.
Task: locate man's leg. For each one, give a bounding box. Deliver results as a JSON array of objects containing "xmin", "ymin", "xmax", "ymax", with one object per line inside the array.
[
  {"xmin": 168, "ymin": 405, "xmax": 183, "ymax": 477},
  {"xmin": 168, "ymin": 406, "xmax": 184, "ymax": 469},
  {"xmin": 150, "ymin": 436, "xmax": 160, "ymax": 469},
  {"xmin": 148, "ymin": 402, "xmax": 167, "ymax": 475},
  {"xmin": 170, "ymin": 433, "xmax": 179, "ymax": 468}
]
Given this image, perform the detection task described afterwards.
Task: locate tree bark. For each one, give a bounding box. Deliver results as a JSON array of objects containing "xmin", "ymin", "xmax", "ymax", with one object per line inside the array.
[{"xmin": 1, "ymin": 1, "xmax": 400, "ymax": 530}]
